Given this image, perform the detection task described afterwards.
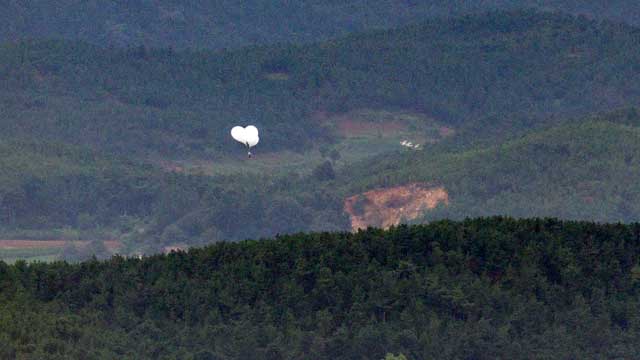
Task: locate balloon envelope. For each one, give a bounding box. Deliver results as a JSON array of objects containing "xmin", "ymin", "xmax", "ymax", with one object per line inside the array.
[
  {"xmin": 231, "ymin": 126, "xmax": 245, "ymax": 143},
  {"xmin": 230, "ymin": 125, "xmax": 259, "ymax": 148},
  {"xmin": 245, "ymin": 125, "xmax": 259, "ymax": 147}
]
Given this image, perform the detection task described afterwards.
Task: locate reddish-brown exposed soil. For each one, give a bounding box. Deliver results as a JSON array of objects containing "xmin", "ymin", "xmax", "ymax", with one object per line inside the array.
[
  {"xmin": 344, "ymin": 183, "xmax": 449, "ymax": 231},
  {"xmin": 313, "ymin": 111, "xmax": 407, "ymax": 137},
  {"xmin": 439, "ymin": 126, "xmax": 455, "ymax": 137},
  {"xmin": 337, "ymin": 119, "xmax": 406, "ymax": 137}
]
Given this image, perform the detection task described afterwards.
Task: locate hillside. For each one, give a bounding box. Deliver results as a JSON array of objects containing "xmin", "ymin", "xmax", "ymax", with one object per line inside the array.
[
  {"xmin": 6, "ymin": 108, "xmax": 640, "ymax": 260},
  {"xmin": 0, "ymin": 141, "xmax": 159, "ymax": 230},
  {"xmin": 341, "ymin": 108, "xmax": 640, "ymax": 227},
  {"xmin": 0, "ymin": 139, "xmax": 349, "ymax": 260},
  {"xmin": 3, "ymin": 11, "xmax": 640, "ymax": 260},
  {"xmin": 1, "ymin": 1, "xmax": 639, "ymax": 49},
  {"xmin": 2, "ymin": 11, "xmax": 640, "ymax": 159},
  {"xmin": 1, "ymin": 218, "xmax": 640, "ymax": 359}
]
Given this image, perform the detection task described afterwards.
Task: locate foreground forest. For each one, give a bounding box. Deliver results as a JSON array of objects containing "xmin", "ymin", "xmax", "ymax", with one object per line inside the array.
[{"xmin": 1, "ymin": 218, "xmax": 640, "ymax": 359}]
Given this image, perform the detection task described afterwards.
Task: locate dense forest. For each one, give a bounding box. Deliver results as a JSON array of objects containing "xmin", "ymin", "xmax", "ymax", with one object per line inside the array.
[
  {"xmin": 5, "ymin": 106, "xmax": 640, "ymax": 259},
  {"xmin": 1, "ymin": 0, "xmax": 639, "ymax": 49},
  {"xmin": 3, "ymin": 4, "xmax": 640, "ymax": 358},
  {"xmin": 2, "ymin": 11, "xmax": 640, "ymax": 157},
  {"xmin": 2, "ymin": 218, "xmax": 640, "ymax": 358},
  {"xmin": 4, "ymin": 3, "xmax": 640, "ymax": 358},
  {"xmin": 0, "ymin": 141, "xmax": 158, "ymax": 230},
  {"xmin": 344, "ymin": 108, "xmax": 640, "ymax": 222},
  {"xmin": 2, "ymin": 10, "xmax": 640, "ymax": 259},
  {"xmin": 0, "ymin": 139, "xmax": 348, "ymax": 254}
]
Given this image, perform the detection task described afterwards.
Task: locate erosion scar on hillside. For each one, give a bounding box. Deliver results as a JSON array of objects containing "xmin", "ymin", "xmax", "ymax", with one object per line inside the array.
[{"xmin": 344, "ymin": 183, "xmax": 449, "ymax": 231}]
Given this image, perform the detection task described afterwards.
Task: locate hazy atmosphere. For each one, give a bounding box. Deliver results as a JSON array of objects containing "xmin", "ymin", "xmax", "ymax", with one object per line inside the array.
[{"xmin": 1, "ymin": 1, "xmax": 640, "ymax": 359}]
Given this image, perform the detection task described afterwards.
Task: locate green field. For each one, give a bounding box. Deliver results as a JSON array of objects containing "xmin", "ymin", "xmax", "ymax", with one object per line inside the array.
[
  {"xmin": 0, "ymin": 247, "xmax": 61, "ymax": 264},
  {"xmin": 153, "ymin": 109, "xmax": 445, "ymax": 177}
]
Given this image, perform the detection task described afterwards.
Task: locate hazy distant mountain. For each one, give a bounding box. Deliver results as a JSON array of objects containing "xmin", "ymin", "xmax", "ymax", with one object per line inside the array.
[
  {"xmin": 2, "ymin": 11, "xmax": 639, "ymax": 157},
  {"xmin": 2, "ymin": 10, "xmax": 640, "ymax": 256},
  {"xmin": 0, "ymin": 1, "xmax": 638, "ymax": 49}
]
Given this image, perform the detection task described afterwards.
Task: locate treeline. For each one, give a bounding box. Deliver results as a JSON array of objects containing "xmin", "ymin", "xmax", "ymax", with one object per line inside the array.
[
  {"xmin": 0, "ymin": 140, "xmax": 347, "ymax": 250},
  {"xmin": 1, "ymin": 1, "xmax": 639, "ymax": 49},
  {"xmin": 7, "ymin": 107, "xmax": 640, "ymax": 254},
  {"xmin": 2, "ymin": 11, "xmax": 640, "ymax": 156},
  {"xmin": 1, "ymin": 218, "xmax": 640, "ymax": 358}
]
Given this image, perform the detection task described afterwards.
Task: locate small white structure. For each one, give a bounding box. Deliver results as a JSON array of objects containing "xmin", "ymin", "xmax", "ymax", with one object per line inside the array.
[{"xmin": 400, "ymin": 139, "xmax": 422, "ymax": 150}]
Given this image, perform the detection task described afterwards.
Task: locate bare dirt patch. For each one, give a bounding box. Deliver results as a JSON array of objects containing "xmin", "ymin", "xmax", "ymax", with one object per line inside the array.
[
  {"xmin": 264, "ymin": 72, "xmax": 290, "ymax": 81},
  {"xmin": 314, "ymin": 110, "xmax": 408, "ymax": 138},
  {"xmin": 344, "ymin": 183, "xmax": 449, "ymax": 231},
  {"xmin": 439, "ymin": 126, "xmax": 455, "ymax": 138},
  {"xmin": 337, "ymin": 118, "xmax": 406, "ymax": 137},
  {"xmin": 312, "ymin": 109, "xmax": 453, "ymax": 145},
  {"xmin": 102, "ymin": 240, "xmax": 122, "ymax": 252}
]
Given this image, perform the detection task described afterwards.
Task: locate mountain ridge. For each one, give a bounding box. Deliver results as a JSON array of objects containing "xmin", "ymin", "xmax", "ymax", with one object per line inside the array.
[
  {"xmin": 2, "ymin": 10, "xmax": 640, "ymax": 158},
  {"xmin": 2, "ymin": 1, "xmax": 640, "ymax": 50}
]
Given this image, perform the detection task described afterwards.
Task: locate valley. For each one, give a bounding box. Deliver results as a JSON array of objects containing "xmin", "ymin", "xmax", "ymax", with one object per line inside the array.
[{"xmin": 3, "ymin": 4, "xmax": 640, "ymax": 359}]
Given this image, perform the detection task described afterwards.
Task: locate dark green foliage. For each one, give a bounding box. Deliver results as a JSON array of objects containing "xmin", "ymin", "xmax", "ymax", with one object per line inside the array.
[
  {"xmin": 0, "ymin": 140, "xmax": 159, "ymax": 229},
  {"xmin": 3, "ymin": 11, "xmax": 640, "ymax": 253},
  {"xmin": 2, "ymin": 11, "xmax": 640, "ymax": 156},
  {"xmin": 312, "ymin": 161, "xmax": 336, "ymax": 181},
  {"xmin": 2, "ymin": 218, "xmax": 640, "ymax": 358},
  {"xmin": 1, "ymin": 1, "xmax": 639, "ymax": 50},
  {"xmin": 0, "ymin": 138, "xmax": 348, "ymax": 246},
  {"xmin": 7, "ymin": 108, "xmax": 640, "ymax": 251},
  {"xmin": 343, "ymin": 109, "xmax": 640, "ymax": 224}
]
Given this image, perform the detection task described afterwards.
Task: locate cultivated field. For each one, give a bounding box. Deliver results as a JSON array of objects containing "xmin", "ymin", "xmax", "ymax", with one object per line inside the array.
[{"xmin": 0, "ymin": 240, "xmax": 121, "ymax": 263}]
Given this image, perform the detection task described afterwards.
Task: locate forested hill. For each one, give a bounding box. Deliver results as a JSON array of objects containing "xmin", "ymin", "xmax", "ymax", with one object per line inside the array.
[
  {"xmin": 341, "ymin": 108, "xmax": 640, "ymax": 224},
  {"xmin": 7, "ymin": 107, "xmax": 640, "ymax": 255},
  {"xmin": 0, "ymin": 140, "xmax": 160, "ymax": 230},
  {"xmin": 2, "ymin": 11, "xmax": 640, "ymax": 157},
  {"xmin": 2, "ymin": 218, "xmax": 640, "ymax": 359},
  {"xmin": 4, "ymin": 10, "xmax": 640, "ymax": 261},
  {"xmin": 1, "ymin": 1, "xmax": 639, "ymax": 49}
]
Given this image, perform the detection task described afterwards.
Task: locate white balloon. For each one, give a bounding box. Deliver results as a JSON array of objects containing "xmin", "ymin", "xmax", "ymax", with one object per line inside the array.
[
  {"xmin": 230, "ymin": 125, "xmax": 260, "ymax": 148},
  {"xmin": 245, "ymin": 125, "xmax": 258, "ymax": 138},
  {"xmin": 231, "ymin": 126, "xmax": 245, "ymax": 143}
]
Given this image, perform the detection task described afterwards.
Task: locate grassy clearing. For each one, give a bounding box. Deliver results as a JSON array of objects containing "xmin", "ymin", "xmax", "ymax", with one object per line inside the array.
[
  {"xmin": 154, "ymin": 109, "xmax": 450, "ymax": 177},
  {"xmin": 0, "ymin": 240, "xmax": 121, "ymax": 263}
]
